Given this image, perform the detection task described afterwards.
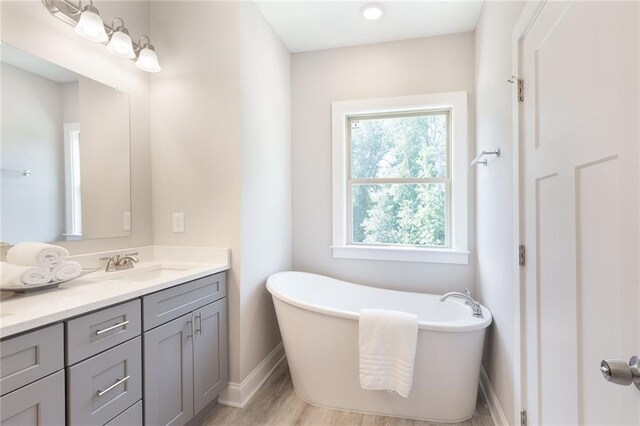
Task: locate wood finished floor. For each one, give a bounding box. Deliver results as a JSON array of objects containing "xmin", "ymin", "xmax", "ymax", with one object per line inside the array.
[{"xmin": 199, "ymin": 361, "xmax": 493, "ymax": 426}]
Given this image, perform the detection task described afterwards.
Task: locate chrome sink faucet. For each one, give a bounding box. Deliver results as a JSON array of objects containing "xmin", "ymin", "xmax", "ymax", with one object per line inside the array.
[
  {"xmin": 440, "ymin": 288, "xmax": 484, "ymax": 318},
  {"xmin": 99, "ymin": 252, "xmax": 139, "ymax": 272}
]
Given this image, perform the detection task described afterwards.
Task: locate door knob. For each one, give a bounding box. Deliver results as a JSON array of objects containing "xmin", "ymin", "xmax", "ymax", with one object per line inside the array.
[{"xmin": 600, "ymin": 356, "xmax": 640, "ymax": 390}]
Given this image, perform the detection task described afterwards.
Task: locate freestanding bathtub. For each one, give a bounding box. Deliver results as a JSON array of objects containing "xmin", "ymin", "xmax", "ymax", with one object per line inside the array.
[{"xmin": 266, "ymin": 271, "xmax": 492, "ymax": 423}]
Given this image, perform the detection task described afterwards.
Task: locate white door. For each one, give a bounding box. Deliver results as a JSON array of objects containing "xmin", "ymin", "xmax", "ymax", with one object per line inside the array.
[{"xmin": 521, "ymin": 1, "xmax": 640, "ymax": 425}]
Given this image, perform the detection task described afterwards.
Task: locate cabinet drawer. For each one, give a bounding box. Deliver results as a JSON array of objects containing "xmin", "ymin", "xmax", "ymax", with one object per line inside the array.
[
  {"xmin": 0, "ymin": 323, "xmax": 63, "ymax": 396},
  {"xmin": 105, "ymin": 400, "xmax": 142, "ymax": 426},
  {"xmin": 66, "ymin": 300, "xmax": 141, "ymax": 365},
  {"xmin": 143, "ymin": 272, "xmax": 226, "ymax": 331},
  {"xmin": 67, "ymin": 337, "xmax": 142, "ymax": 426},
  {"xmin": 0, "ymin": 370, "xmax": 65, "ymax": 426}
]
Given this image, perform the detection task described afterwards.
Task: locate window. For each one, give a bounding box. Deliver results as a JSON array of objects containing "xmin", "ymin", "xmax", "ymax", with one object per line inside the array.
[
  {"xmin": 63, "ymin": 123, "xmax": 82, "ymax": 240},
  {"xmin": 332, "ymin": 92, "xmax": 469, "ymax": 264}
]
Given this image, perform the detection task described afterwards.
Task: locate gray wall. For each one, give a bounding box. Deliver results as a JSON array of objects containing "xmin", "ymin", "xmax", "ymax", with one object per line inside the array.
[
  {"xmin": 149, "ymin": 0, "xmax": 242, "ymax": 381},
  {"xmin": 62, "ymin": 82, "xmax": 79, "ymax": 123},
  {"xmin": 474, "ymin": 1, "xmax": 525, "ymax": 423},
  {"xmin": 149, "ymin": 1, "xmax": 293, "ymax": 384},
  {"xmin": 291, "ymin": 33, "xmax": 476, "ymax": 294},
  {"xmin": 238, "ymin": 1, "xmax": 292, "ymax": 380}
]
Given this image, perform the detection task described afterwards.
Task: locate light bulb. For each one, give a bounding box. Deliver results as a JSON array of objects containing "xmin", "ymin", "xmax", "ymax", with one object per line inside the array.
[
  {"xmin": 135, "ymin": 45, "xmax": 161, "ymax": 73},
  {"xmin": 106, "ymin": 28, "xmax": 135, "ymax": 59},
  {"xmin": 361, "ymin": 3, "xmax": 384, "ymax": 20},
  {"xmin": 74, "ymin": 5, "xmax": 108, "ymax": 42}
]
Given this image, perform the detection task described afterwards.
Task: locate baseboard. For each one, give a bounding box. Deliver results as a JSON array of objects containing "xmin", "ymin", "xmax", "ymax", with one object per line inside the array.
[
  {"xmin": 479, "ymin": 366, "xmax": 509, "ymax": 426},
  {"xmin": 218, "ymin": 342, "xmax": 286, "ymax": 408}
]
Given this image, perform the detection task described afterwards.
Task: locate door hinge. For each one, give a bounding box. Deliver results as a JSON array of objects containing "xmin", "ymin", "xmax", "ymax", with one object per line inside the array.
[
  {"xmin": 508, "ymin": 77, "xmax": 524, "ymax": 102},
  {"xmin": 517, "ymin": 79, "xmax": 524, "ymax": 102},
  {"xmin": 519, "ymin": 245, "xmax": 526, "ymax": 267},
  {"xmin": 521, "ymin": 409, "xmax": 527, "ymax": 426}
]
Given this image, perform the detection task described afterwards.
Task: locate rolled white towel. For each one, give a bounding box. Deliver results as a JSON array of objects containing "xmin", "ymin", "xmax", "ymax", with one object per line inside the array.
[
  {"xmin": 1, "ymin": 263, "xmax": 52, "ymax": 286},
  {"xmin": 7, "ymin": 242, "xmax": 69, "ymax": 268},
  {"xmin": 51, "ymin": 261, "xmax": 82, "ymax": 282}
]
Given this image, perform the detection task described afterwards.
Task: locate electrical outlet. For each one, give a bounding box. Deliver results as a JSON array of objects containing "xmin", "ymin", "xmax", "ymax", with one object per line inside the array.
[
  {"xmin": 172, "ymin": 213, "xmax": 185, "ymax": 233},
  {"xmin": 123, "ymin": 212, "xmax": 131, "ymax": 231}
]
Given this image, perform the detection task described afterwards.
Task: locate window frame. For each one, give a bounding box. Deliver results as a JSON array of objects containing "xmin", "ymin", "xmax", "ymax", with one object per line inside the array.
[
  {"xmin": 346, "ymin": 110, "xmax": 452, "ymax": 249},
  {"xmin": 63, "ymin": 122, "xmax": 82, "ymax": 240},
  {"xmin": 331, "ymin": 92, "xmax": 469, "ymax": 264}
]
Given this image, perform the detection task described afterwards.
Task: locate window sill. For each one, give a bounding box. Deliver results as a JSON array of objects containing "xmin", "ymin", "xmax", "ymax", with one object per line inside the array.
[{"xmin": 331, "ymin": 245, "xmax": 470, "ymax": 265}]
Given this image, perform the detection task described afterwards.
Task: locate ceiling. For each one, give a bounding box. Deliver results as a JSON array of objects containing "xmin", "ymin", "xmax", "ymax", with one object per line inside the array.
[{"xmin": 254, "ymin": 1, "xmax": 484, "ymax": 53}]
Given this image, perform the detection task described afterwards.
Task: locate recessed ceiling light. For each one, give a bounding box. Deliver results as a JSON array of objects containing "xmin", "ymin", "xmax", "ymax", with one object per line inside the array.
[{"xmin": 361, "ymin": 3, "xmax": 384, "ymax": 21}]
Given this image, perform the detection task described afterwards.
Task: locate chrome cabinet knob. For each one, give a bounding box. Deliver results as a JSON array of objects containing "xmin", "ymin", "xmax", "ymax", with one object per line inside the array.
[{"xmin": 600, "ymin": 356, "xmax": 640, "ymax": 390}]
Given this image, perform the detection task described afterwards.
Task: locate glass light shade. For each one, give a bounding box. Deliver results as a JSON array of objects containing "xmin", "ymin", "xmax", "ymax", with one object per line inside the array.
[
  {"xmin": 74, "ymin": 7, "xmax": 108, "ymax": 42},
  {"xmin": 106, "ymin": 30, "xmax": 135, "ymax": 59},
  {"xmin": 136, "ymin": 46, "xmax": 161, "ymax": 73}
]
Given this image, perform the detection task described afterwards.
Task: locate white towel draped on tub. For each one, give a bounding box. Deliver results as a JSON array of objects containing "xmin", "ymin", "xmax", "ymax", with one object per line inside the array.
[
  {"xmin": 359, "ymin": 309, "xmax": 419, "ymax": 398},
  {"xmin": 7, "ymin": 242, "xmax": 69, "ymax": 268},
  {"xmin": 51, "ymin": 261, "xmax": 82, "ymax": 281},
  {"xmin": 1, "ymin": 263, "xmax": 52, "ymax": 286}
]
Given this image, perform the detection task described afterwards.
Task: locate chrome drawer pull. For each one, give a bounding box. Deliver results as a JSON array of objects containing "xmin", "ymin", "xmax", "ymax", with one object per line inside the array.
[
  {"xmin": 187, "ymin": 319, "xmax": 194, "ymax": 339},
  {"xmin": 97, "ymin": 375, "xmax": 130, "ymax": 397},
  {"xmin": 196, "ymin": 312, "xmax": 202, "ymax": 334},
  {"xmin": 96, "ymin": 320, "xmax": 130, "ymax": 335}
]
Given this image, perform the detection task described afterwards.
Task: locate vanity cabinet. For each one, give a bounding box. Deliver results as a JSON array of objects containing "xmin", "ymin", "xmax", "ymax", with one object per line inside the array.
[
  {"xmin": 66, "ymin": 337, "xmax": 142, "ymax": 425},
  {"xmin": 143, "ymin": 313, "xmax": 194, "ymax": 426},
  {"xmin": 0, "ymin": 370, "xmax": 66, "ymax": 426},
  {"xmin": 0, "ymin": 324, "xmax": 65, "ymax": 426},
  {"xmin": 105, "ymin": 400, "xmax": 143, "ymax": 426},
  {"xmin": 65, "ymin": 299, "xmax": 141, "ymax": 365},
  {"xmin": 193, "ymin": 298, "xmax": 228, "ymax": 413},
  {"xmin": 0, "ymin": 271, "xmax": 227, "ymax": 426},
  {"xmin": 143, "ymin": 273, "xmax": 227, "ymax": 426},
  {"xmin": 0, "ymin": 323, "xmax": 64, "ymax": 395}
]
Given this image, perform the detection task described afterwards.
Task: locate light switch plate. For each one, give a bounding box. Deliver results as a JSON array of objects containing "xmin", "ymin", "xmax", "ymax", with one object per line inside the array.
[{"xmin": 172, "ymin": 213, "xmax": 185, "ymax": 233}]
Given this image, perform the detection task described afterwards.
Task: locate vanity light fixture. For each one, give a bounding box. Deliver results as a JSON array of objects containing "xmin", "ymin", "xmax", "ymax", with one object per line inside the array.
[
  {"xmin": 106, "ymin": 18, "xmax": 135, "ymax": 59},
  {"xmin": 74, "ymin": 2, "xmax": 108, "ymax": 42},
  {"xmin": 361, "ymin": 3, "xmax": 384, "ymax": 20},
  {"xmin": 42, "ymin": 0, "xmax": 161, "ymax": 73},
  {"xmin": 135, "ymin": 36, "xmax": 161, "ymax": 73}
]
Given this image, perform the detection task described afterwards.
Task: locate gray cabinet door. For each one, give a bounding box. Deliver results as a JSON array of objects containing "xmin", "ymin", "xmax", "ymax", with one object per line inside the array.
[
  {"xmin": 0, "ymin": 370, "xmax": 65, "ymax": 426},
  {"xmin": 143, "ymin": 313, "xmax": 194, "ymax": 426},
  {"xmin": 193, "ymin": 298, "xmax": 227, "ymax": 413}
]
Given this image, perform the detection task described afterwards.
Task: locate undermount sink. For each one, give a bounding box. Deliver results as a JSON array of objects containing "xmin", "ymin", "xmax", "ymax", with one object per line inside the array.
[
  {"xmin": 108, "ymin": 267, "xmax": 185, "ymax": 283},
  {"xmin": 88, "ymin": 263, "xmax": 199, "ymax": 284}
]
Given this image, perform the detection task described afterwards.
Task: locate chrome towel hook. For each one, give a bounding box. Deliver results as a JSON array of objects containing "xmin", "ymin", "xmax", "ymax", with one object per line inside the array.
[{"xmin": 471, "ymin": 149, "xmax": 501, "ymax": 166}]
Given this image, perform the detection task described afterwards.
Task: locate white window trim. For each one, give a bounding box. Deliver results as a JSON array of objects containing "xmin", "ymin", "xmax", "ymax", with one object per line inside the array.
[
  {"xmin": 63, "ymin": 122, "xmax": 82, "ymax": 240},
  {"xmin": 331, "ymin": 92, "xmax": 469, "ymax": 264}
]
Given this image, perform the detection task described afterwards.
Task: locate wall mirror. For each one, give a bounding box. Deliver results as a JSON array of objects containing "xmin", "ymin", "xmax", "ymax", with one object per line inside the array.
[{"xmin": 1, "ymin": 43, "xmax": 132, "ymax": 244}]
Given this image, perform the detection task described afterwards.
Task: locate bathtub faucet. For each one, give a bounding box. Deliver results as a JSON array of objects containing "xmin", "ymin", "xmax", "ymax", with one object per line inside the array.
[{"xmin": 439, "ymin": 289, "xmax": 483, "ymax": 318}]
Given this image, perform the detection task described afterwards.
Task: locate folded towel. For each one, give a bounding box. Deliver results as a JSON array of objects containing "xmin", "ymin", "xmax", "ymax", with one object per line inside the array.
[
  {"xmin": 359, "ymin": 309, "xmax": 419, "ymax": 398},
  {"xmin": 51, "ymin": 261, "xmax": 82, "ymax": 282},
  {"xmin": 6, "ymin": 242, "xmax": 69, "ymax": 268},
  {"xmin": 1, "ymin": 263, "xmax": 52, "ymax": 286}
]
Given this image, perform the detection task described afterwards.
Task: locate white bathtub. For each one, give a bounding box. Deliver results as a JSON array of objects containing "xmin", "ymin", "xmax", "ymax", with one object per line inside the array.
[{"xmin": 266, "ymin": 271, "xmax": 492, "ymax": 423}]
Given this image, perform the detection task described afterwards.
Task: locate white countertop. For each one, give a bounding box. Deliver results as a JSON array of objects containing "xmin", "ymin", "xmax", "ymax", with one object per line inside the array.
[{"xmin": 0, "ymin": 246, "xmax": 230, "ymax": 339}]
